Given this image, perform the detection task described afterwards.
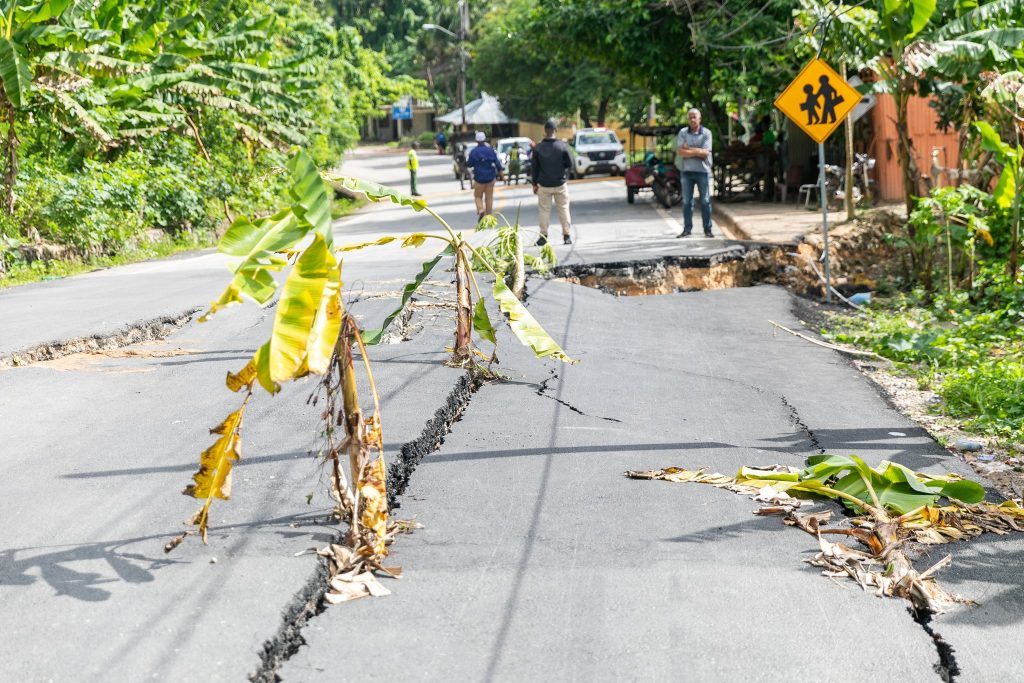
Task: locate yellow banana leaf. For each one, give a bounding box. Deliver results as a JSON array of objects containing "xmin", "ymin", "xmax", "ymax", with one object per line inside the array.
[
  {"xmin": 304, "ymin": 251, "xmax": 343, "ymax": 375},
  {"xmin": 253, "ymin": 342, "xmax": 279, "ymax": 394},
  {"xmin": 185, "ymin": 406, "xmax": 246, "ymax": 500},
  {"xmin": 269, "ymin": 234, "xmax": 333, "ymax": 382},
  {"xmin": 492, "ymin": 280, "xmax": 576, "ymax": 363},
  {"xmin": 337, "ymin": 236, "xmax": 398, "ymax": 252},
  {"xmin": 336, "ymin": 233, "xmax": 433, "ymax": 253},
  {"xmin": 184, "ymin": 401, "xmax": 249, "ymax": 541},
  {"xmin": 226, "ymin": 359, "xmax": 258, "ymax": 392}
]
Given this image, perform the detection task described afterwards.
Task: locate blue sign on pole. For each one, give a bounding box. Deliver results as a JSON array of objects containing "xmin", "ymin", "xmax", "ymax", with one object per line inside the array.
[{"xmin": 392, "ymin": 102, "xmax": 412, "ymax": 120}]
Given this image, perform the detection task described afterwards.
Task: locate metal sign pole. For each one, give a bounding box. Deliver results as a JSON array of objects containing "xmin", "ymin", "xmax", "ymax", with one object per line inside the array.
[{"xmin": 818, "ymin": 141, "xmax": 831, "ymax": 303}]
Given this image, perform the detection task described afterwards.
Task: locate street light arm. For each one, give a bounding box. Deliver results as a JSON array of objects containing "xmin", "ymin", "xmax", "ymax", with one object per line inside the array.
[{"xmin": 422, "ymin": 23, "xmax": 458, "ymax": 39}]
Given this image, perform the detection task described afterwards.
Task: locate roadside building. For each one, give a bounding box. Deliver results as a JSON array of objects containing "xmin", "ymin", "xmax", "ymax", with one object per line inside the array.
[{"xmin": 362, "ymin": 99, "xmax": 437, "ymax": 142}]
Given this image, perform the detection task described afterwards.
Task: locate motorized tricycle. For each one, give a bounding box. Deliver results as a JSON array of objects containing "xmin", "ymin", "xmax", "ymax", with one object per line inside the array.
[{"xmin": 624, "ymin": 125, "xmax": 683, "ymax": 208}]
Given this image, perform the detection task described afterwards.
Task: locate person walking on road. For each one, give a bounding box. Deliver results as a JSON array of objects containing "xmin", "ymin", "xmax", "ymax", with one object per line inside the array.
[
  {"xmin": 407, "ymin": 143, "xmax": 422, "ymax": 196},
  {"xmin": 467, "ymin": 131, "xmax": 502, "ymax": 221},
  {"xmin": 531, "ymin": 119, "xmax": 574, "ymax": 245},
  {"xmin": 675, "ymin": 108, "xmax": 714, "ymax": 238}
]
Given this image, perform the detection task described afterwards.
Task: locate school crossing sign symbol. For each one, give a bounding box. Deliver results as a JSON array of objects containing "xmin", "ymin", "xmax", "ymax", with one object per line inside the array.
[{"xmin": 775, "ymin": 58, "xmax": 862, "ymax": 144}]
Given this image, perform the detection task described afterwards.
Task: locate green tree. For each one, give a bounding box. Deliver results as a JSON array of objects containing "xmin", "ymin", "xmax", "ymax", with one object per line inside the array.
[{"xmin": 471, "ymin": 0, "xmax": 640, "ymax": 124}]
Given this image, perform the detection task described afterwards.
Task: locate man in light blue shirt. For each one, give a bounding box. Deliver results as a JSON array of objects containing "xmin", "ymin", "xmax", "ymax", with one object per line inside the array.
[{"xmin": 674, "ymin": 108, "xmax": 714, "ymax": 238}]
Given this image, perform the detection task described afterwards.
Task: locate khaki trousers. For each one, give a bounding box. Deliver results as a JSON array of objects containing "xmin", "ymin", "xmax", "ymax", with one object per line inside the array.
[
  {"xmin": 537, "ymin": 184, "xmax": 571, "ymax": 236},
  {"xmin": 473, "ymin": 180, "xmax": 495, "ymax": 217}
]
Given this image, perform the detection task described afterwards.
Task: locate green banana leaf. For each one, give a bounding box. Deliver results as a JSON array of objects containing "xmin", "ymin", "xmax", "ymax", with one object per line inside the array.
[
  {"xmin": 803, "ymin": 454, "xmax": 985, "ymax": 514},
  {"xmin": 908, "ymin": 0, "xmax": 937, "ymax": 38},
  {"xmin": 202, "ymin": 209, "xmax": 308, "ymax": 320},
  {"xmin": 472, "ymin": 298, "xmax": 497, "ymax": 345},
  {"xmin": 252, "ymin": 342, "xmax": 279, "ymax": 394},
  {"xmin": 325, "ymin": 174, "xmax": 428, "ymax": 211},
  {"xmin": 0, "ymin": 37, "xmax": 30, "ymax": 109},
  {"xmin": 975, "ymin": 122, "xmax": 1018, "ymax": 209},
  {"xmin": 288, "ymin": 151, "xmax": 333, "ymax": 245},
  {"xmin": 362, "ymin": 251, "xmax": 447, "ymax": 345}
]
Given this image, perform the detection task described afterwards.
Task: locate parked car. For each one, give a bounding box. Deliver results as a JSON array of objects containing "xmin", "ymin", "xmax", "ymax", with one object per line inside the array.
[
  {"xmin": 570, "ymin": 128, "xmax": 628, "ymax": 178},
  {"xmin": 493, "ymin": 136, "xmax": 532, "ymax": 183},
  {"xmin": 496, "ymin": 136, "xmax": 533, "ymax": 178}
]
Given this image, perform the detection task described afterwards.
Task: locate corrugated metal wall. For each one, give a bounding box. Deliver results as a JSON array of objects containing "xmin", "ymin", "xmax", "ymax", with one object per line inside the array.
[{"xmin": 870, "ymin": 94, "xmax": 961, "ymax": 201}]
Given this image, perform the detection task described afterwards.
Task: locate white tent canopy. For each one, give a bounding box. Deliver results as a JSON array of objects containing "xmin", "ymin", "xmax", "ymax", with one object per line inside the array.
[{"xmin": 435, "ymin": 92, "xmax": 515, "ymax": 125}]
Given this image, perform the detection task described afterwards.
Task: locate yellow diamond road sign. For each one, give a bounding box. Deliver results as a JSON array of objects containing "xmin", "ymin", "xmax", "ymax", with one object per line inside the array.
[{"xmin": 775, "ymin": 58, "xmax": 862, "ymax": 144}]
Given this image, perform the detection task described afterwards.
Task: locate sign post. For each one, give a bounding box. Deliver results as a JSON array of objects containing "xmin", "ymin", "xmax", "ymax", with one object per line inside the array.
[
  {"xmin": 392, "ymin": 97, "xmax": 412, "ymax": 139},
  {"xmin": 774, "ymin": 58, "xmax": 862, "ymax": 302}
]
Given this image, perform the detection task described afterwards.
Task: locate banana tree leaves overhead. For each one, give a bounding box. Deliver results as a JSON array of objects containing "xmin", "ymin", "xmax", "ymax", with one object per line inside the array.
[{"xmin": 435, "ymin": 91, "xmax": 515, "ymax": 124}]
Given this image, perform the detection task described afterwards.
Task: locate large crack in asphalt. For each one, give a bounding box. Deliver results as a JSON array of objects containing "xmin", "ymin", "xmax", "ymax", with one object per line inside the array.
[
  {"xmin": 0, "ymin": 309, "xmax": 198, "ymax": 368},
  {"xmin": 386, "ymin": 372, "xmax": 476, "ymax": 509},
  {"xmin": 911, "ymin": 608, "xmax": 962, "ymax": 682},
  {"xmin": 248, "ymin": 269, "xmax": 969, "ymax": 682},
  {"xmin": 249, "ymin": 371, "xmax": 476, "ymax": 682},
  {"xmin": 548, "ymin": 247, "xmax": 783, "ymax": 296}
]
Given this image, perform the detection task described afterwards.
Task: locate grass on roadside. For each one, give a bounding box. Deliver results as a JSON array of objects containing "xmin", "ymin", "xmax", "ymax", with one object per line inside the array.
[
  {"xmin": 1, "ymin": 195, "xmax": 369, "ymax": 289},
  {"xmin": 331, "ymin": 195, "xmax": 367, "ymax": 220},
  {"xmin": 822, "ymin": 266, "xmax": 1024, "ymax": 444},
  {"xmin": 0, "ymin": 234, "xmax": 215, "ymax": 289}
]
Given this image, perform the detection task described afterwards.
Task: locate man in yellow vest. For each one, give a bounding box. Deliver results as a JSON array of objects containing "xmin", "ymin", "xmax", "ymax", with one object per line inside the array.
[{"xmin": 407, "ymin": 143, "xmax": 421, "ymax": 196}]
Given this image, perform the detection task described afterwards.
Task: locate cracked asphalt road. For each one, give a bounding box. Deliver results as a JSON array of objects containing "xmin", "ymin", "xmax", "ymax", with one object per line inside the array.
[{"xmin": 2, "ymin": 148, "xmax": 1021, "ymax": 682}]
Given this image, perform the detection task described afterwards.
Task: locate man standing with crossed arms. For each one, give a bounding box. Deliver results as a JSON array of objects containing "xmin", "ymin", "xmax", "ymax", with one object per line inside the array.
[{"xmin": 531, "ymin": 119, "xmax": 574, "ymax": 245}]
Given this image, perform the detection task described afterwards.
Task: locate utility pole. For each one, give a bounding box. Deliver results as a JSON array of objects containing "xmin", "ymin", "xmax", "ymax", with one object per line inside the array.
[
  {"xmin": 458, "ymin": 0, "xmax": 468, "ymax": 133},
  {"xmin": 423, "ymin": 3, "xmax": 469, "ymax": 133}
]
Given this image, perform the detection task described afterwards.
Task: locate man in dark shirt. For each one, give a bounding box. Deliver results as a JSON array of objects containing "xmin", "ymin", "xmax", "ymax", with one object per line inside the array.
[
  {"xmin": 531, "ymin": 119, "xmax": 574, "ymax": 245},
  {"xmin": 467, "ymin": 131, "xmax": 502, "ymax": 221}
]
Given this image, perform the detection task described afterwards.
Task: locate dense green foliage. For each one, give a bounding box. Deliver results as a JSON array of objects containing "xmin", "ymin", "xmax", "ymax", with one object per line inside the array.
[
  {"xmin": 0, "ymin": 0, "xmax": 423, "ymax": 280},
  {"xmin": 827, "ymin": 265, "xmax": 1024, "ymax": 440}
]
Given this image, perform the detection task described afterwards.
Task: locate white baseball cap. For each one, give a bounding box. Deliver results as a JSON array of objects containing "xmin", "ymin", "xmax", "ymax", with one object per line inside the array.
[{"xmin": 475, "ymin": 131, "xmax": 486, "ymax": 142}]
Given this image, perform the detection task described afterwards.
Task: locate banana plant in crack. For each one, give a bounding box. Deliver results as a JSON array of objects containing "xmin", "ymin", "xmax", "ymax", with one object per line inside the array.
[
  {"xmin": 625, "ymin": 454, "xmax": 1024, "ymax": 614},
  {"xmin": 470, "ymin": 208, "xmax": 557, "ymax": 300},
  {"xmin": 165, "ymin": 151, "xmax": 575, "ymax": 605},
  {"xmin": 326, "ymin": 175, "xmax": 574, "ymax": 369}
]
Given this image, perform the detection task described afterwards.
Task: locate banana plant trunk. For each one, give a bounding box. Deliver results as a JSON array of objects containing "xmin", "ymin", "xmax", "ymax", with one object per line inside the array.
[
  {"xmin": 337, "ymin": 319, "xmax": 366, "ymax": 542},
  {"xmin": 3, "ymin": 101, "xmax": 17, "ymax": 216},
  {"xmin": 454, "ymin": 251, "xmax": 473, "ymax": 362},
  {"xmin": 1011, "ymin": 163, "xmax": 1021, "ymax": 279},
  {"xmin": 894, "ymin": 84, "xmax": 919, "ymax": 216},
  {"xmin": 512, "ymin": 227, "xmax": 525, "ymax": 299}
]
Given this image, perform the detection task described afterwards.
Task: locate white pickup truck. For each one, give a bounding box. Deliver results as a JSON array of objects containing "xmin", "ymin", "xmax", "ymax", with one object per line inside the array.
[{"xmin": 570, "ymin": 128, "xmax": 627, "ymax": 179}]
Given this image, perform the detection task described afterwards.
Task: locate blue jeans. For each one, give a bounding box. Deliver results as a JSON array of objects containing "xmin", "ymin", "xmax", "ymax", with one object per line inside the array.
[{"xmin": 681, "ymin": 171, "xmax": 712, "ymax": 234}]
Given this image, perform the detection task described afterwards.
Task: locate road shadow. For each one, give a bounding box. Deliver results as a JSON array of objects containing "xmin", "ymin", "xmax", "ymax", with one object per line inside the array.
[
  {"xmin": 930, "ymin": 532, "xmax": 1024, "ymax": 627},
  {"xmin": 61, "ymin": 450, "xmax": 312, "ymax": 479},
  {"xmin": 660, "ymin": 515, "xmax": 784, "ymax": 545},
  {"xmin": 0, "ymin": 512, "xmax": 329, "ymax": 602},
  {"xmin": 422, "ymin": 427, "xmax": 947, "ymax": 467}
]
